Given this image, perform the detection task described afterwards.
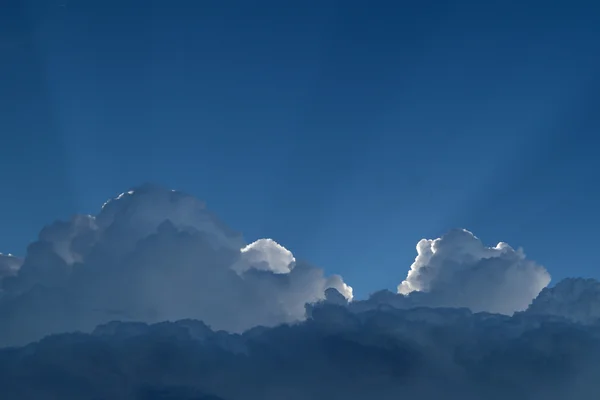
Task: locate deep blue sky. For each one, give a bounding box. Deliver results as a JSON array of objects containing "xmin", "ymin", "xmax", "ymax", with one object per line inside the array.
[{"xmin": 1, "ymin": 0, "xmax": 599, "ymax": 298}]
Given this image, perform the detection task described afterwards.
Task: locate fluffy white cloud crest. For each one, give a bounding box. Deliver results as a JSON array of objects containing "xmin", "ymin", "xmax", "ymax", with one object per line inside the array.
[
  {"xmin": 96, "ymin": 184, "xmax": 246, "ymax": 253},
  {"xmin": 397, "ymin": 229, "xmax": 551, "ymax": 314},
  {"xmin": 233, "ymin": 239, "xmax": 354, "ymax": 299},
  {"xmin": 235, "ymin": 238, "xmax": 296, "ymax": 274}
]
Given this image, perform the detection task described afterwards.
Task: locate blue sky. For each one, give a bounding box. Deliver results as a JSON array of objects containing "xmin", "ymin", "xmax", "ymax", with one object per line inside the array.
[{"xmin": 1, "ymin": 0, "xmax": 599, "ymax": 298}]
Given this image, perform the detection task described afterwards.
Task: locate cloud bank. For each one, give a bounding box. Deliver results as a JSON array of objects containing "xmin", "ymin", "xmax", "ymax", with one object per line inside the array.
[{"xmin": 2, "ymin": 303, "xmax": 600, "ymax": 399}]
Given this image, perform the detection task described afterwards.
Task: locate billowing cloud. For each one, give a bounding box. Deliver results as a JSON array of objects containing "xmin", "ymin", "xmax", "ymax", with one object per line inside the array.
[
  {"xmin": 2, "ymin": 183, "xmax": 600, "ymax": 399},
  {"xmin": 234, "ymin": 238, "xmax": 296, "ymax": 274},
  {"xmin": 397, "ymin": 229, "xmax": 551, "ymax": 314},
  {"xmin": 0, "ymin": 187, "xmax": 553, "ymax": 347},
  {"xmin": 0, "ymin": 184, "xmax": 351, "ymax": 347}
]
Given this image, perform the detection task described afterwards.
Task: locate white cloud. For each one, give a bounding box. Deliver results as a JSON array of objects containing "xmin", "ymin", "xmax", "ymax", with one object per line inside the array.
[
  {"xmin": 397, "ymin": 229, "xmax": 551, "ymax": 314},
  {"xmin": 3, "ymin": 184, "xmax": 600, "ymax": 399},
  {"xmin": 0, "ymin": 185, "xmax": 352, "ymax": 346},
  {"xmin": 96, "ymin": 183, "xmax": 246, "ymax": 252},
  {"xmin": 234, "ymin": 238, "xmax": 296, "ymax": 274},
  {"xmin": 0, "ymin": 185, "xmax": 569, "ymax": 350}
]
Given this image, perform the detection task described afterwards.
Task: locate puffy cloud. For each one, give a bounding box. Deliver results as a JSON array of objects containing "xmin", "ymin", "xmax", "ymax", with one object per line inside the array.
[
  {"xmin": 0, "ymin": 187, "xmax": 552, "ymax": 347},
  {"xmin": 2, "ymin": 304, "xmax": 600, "ymax": 399},
  {"xmin": 234, "ymin": 238, "xmax": 296, "ymax": 274},
  {"xmin": 397, "ymin": 229, "xmax": 551, "ymax": 314},
  {"xmin": 0, "ymin": 185, "xmax": 351, "ymax": 346},
  {"xmin": 95, "ymin": 184, "xmax": 246, "ymax": 253},
  {"xmin": 3, "ymin": 183, "xmax": 600, "ymax": 399}
]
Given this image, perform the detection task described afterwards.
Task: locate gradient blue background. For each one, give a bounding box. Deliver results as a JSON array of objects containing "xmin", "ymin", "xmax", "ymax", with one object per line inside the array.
[{"xmin": 1, "ymin": 0, "xmax": 599, "ymax": 298}]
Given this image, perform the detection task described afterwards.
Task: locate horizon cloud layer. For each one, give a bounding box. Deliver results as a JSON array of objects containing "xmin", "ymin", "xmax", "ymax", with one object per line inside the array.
[{"xmin": 3, "ymin": 301, "xmax": 600, "ymax": 399}]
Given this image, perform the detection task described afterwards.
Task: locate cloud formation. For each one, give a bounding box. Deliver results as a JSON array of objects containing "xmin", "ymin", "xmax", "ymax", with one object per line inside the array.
[
  {"xmin": 2, "ymin": 303, "xmax": 600, "ymax": 400},
  {"xmin": 0, "ymin": 185, "xmax": 556, "ymax": 347},
  {"xmin": 397, "ymin": 229, "xmax": 551, "ymax": 314},
  {"xmin": 0, "ymin": 184, "xmax": 351, "ymax": 346},
  {"xmin": 234, "ymin": 238, "xmax": 296, "ymax": 274},
  {"xmin": 2, "ymin": 183, "xmax": 600, "ymax": 399}
]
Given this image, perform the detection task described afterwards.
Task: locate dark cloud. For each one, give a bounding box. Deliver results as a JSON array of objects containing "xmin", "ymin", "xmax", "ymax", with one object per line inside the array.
[
  {"xmin": 2, "ymin": 302, "xmax": 600, "ymax": 399},
  {"xmin": 525, "ymin": 277, "xmax": 600, "ymax": 324}
]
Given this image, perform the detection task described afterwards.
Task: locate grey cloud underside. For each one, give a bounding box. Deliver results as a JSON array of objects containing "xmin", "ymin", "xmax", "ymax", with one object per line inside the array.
[{"xmin": 2, "ymin": 303, "xmax": 600, "ymax": 400}]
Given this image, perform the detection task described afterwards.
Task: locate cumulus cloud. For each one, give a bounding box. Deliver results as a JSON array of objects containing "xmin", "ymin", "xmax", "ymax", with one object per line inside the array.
[
  {"xmin": 2, "ymin": 183, "xmax": 600, "ymax": 399},
  {"xmin": 234, "ymin": 238, "xmax": 296, "ymax": 274},
  {"xmin": 0, "ymin": 186, "xmax": 554, "ymax": 348},
  {"xmin": 0, "ymin": 184, "xmax": 351, "ymax": 346},
  {"xmin": 397, "ymin": 229, "xmax": 551, "ymax": 314}
]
